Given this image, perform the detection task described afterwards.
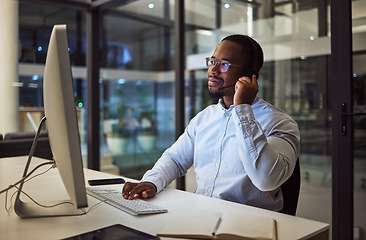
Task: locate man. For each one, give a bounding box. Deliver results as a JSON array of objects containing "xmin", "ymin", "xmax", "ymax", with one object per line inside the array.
[{"xmin": 122, "ymin": 34, "xmax": 300, "ymax": 212}]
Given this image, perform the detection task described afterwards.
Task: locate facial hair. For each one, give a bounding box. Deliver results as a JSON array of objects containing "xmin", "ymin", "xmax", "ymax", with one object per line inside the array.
[
  {"xmin": 208, "ymin": 88, "xmax": 224, "ymax": 99},
  {"xmin": 208, "ymin": 76, "xmax": 236, "ymax": 99},
  {"xmin": 208, "ymin": 75, "xmax": 225, "ymax": 99}
]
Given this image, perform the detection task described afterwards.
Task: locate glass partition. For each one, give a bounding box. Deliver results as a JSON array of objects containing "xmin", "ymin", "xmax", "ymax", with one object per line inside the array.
[
  {"xmin": 184, "ymin": 0, "xmax": 334, "ymax": 228},
  {"xmin": 100, "ymin": 2, "xmax": 176, "ymax": 178},
  {"xmin": 101, "ymin": 78, "xmax": 175, "ymax": 179},
  {"xmin": 353, "ymin": 43, "xmax": 366, "ymax": 240},
  {"xmin": 17, "ymin": 2, "xmax": 87, "ymax": 162},
  {"xmin": 184, "ymin": 0, "xmax": 366, "ymax": 237},
  {"xmin": 353, "ymin": 1, "xmax": 366, "ymax": 238}
]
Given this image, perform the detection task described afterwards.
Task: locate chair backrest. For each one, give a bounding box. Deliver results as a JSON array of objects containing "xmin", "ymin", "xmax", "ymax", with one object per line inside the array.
[
  {"xmin": 279, "ymin": 158, "xmax": 301, "ymax": 216},
  {"xmin": 0, "ymin": 131, "xmax": 53, "ymax": 160},
  {"xmin": 4, "ymin": 131, "xmax": 48, "ymax": 140}
]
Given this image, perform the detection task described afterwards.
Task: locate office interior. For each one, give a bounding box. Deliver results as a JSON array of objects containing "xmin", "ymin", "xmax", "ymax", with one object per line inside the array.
[{"xmin": 0, "ymin": 0, "xmax": 365, "ymax": 239}]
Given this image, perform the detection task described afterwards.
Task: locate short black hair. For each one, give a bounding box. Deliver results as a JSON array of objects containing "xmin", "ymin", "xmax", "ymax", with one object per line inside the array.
[{"xmin": 221, "ymin": 34, "xmax": 264, "ymax": 78}]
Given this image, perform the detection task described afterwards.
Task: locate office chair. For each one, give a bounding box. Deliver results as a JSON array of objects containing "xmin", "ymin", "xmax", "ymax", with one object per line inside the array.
[
  {"xmin": 279, "ymin": 158, "xmax": 301, "ymax": 216},
  {"xmin": 0, "ymin": 131, "xmax": 53, "ymax": 160}
]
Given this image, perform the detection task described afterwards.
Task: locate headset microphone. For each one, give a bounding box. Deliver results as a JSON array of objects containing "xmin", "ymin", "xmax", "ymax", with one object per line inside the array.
[{"xmin": 218, "ymin": 83, "xmax": 236, "ymax": 91}]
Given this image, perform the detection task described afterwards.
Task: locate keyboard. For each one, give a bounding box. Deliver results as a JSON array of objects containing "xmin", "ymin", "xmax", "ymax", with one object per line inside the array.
[{"xmin": 86, "ymin": 187, "xmax": 168, "ymax": 216}]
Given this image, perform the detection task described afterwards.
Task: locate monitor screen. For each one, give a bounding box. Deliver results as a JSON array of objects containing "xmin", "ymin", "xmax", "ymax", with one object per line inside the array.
[
  {"xmin": 43, "ymin": 24, "xmax": 88, "ymax": 209},
  {"xmin": 14, "ymin": 24, "xmax": 88, "ymax": 218}
]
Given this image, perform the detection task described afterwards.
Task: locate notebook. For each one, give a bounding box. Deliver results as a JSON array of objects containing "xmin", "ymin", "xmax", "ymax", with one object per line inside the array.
[{"xmin": 157, "ymin": 211, "xmax": 277, "ymax": 240}]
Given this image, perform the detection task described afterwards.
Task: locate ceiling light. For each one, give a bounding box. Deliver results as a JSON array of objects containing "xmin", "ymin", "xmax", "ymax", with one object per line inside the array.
[
  {"xmin": 197, "ymin": 29, "xmax": 213, "ymax": 36},
  {"xmin": 117, "ymin": 79, "xmax": 126, "ymax": 84}
]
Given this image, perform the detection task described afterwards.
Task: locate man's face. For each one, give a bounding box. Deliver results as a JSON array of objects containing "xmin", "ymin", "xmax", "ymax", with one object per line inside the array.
[{"xmin": 207, "ymin": 40, "xmax": 247, "ymax": 98}]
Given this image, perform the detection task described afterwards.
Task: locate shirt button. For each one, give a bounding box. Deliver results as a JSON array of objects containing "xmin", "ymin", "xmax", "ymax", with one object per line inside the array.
[
  {"xmin": 208, "ymin": 188, "xmax": 212, "ymax": 193},
  {"xmin": 218, "ymin": 137, "xmax": 222, "ymax": 141},
  {"xmin": 244, "ymin": 133, "xmax": 249, "ymax": 138},
  {"xmin": 215, "ymin": 163, "xmax": 219, "ymax": 167},
  {"xmin": 238, "ymin": 112, "xmax": 243, "ymax": 116}
]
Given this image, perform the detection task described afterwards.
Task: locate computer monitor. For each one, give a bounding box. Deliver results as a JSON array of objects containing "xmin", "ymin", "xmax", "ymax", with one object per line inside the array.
[{"xmin": 14, "ymin": 24, "xmax": 88, "ymax": 218}]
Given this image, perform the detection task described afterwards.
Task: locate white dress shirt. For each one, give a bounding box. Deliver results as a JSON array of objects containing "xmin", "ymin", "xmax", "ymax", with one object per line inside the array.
[{"xmin": 141, "ymin": 95, "xmax": 300, "ymax": 211}]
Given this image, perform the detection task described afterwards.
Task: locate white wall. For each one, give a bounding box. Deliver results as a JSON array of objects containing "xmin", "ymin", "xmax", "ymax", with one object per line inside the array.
[{"xmin": 0, "ymin": 0, "xmax": 19, "ymax": 135}]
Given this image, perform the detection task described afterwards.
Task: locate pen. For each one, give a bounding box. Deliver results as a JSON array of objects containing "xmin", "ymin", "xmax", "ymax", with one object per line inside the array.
[
  {"xmin": 273, "ymin": 219, "xmax": 278, "ymax": 240},
  {"xmin": 212, "ymin": 217, "xmax": 222, "ymax": 236}
]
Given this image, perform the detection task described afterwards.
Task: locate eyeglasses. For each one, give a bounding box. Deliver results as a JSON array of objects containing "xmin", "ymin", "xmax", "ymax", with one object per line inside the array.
[{"xmin": 205, "ymin": 57, "xmax": 245, "ymax": 73}]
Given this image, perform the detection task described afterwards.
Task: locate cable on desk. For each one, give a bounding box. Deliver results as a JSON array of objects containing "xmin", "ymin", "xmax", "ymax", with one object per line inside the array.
[
  {"xmin": 2, "ymin": 161, "xmax": 55, "ymax": 213},
  {"xmin": 0, "ymin": 160, "xmax": 55, "ymax": 194},
  {"xmin": 2, "ymin": 160, "xmax": 104, "ymax": 216},
  {"xmin": 14, "ymin": 185, "xmax": 74, "ymax": 208},
  {"xmin": 80, "ymin": 199, "xmax": 108, "ymax": 214}
]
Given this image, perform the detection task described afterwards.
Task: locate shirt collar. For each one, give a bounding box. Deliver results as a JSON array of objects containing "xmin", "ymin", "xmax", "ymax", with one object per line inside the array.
[
  {"xmin": 217, "ymin": 93, "xmax": 260, "ymax": 111},
  {"xmin": 218, "ymin": 99, "xmax": 233, "ymax": 112}
]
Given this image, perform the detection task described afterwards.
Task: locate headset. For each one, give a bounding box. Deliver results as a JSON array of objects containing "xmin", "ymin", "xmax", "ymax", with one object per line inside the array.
[
  {"xmin": 218, "ymin": 35, "xmax": 259, "ymax": 91},
  {"xmin": 243, "ymin": 35, "xmax": 258, "ymax": 79}
]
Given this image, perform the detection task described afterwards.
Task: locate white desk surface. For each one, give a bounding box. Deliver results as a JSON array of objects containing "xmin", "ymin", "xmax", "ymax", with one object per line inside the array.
[{"xmin": 0, "ymin": 157, "xmax": 329, "ymax": 240}]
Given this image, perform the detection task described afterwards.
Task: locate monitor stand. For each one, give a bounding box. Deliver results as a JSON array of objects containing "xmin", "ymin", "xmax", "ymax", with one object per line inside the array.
[{"xmin": 14, "ymin": 117, "xmax": 86, "ymax": 218}]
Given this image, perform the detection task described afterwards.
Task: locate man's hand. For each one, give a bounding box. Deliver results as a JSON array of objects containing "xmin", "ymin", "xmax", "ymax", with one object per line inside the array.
[
  {"xmin": 234, "ymin": 75, "xmax": 258, "ymax": 106},
  {"xmin": 122, "ymin": 182, "xmax": 157, "ymax": 200}
]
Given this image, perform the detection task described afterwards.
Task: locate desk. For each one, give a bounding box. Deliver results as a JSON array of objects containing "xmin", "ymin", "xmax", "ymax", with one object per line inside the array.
[{"xmin": 0, "ymin": 157, "xmax": 329, "ymax": 240}]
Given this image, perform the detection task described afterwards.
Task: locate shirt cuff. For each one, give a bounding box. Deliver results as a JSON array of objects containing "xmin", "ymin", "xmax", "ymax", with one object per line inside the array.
[
  {"xmin": 141, "ymin": 174, "xmax": 165, "ymax": 193},
  {"xmin": 233, "ymin": 104, "xmax": 260, "ymax": 159}
]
